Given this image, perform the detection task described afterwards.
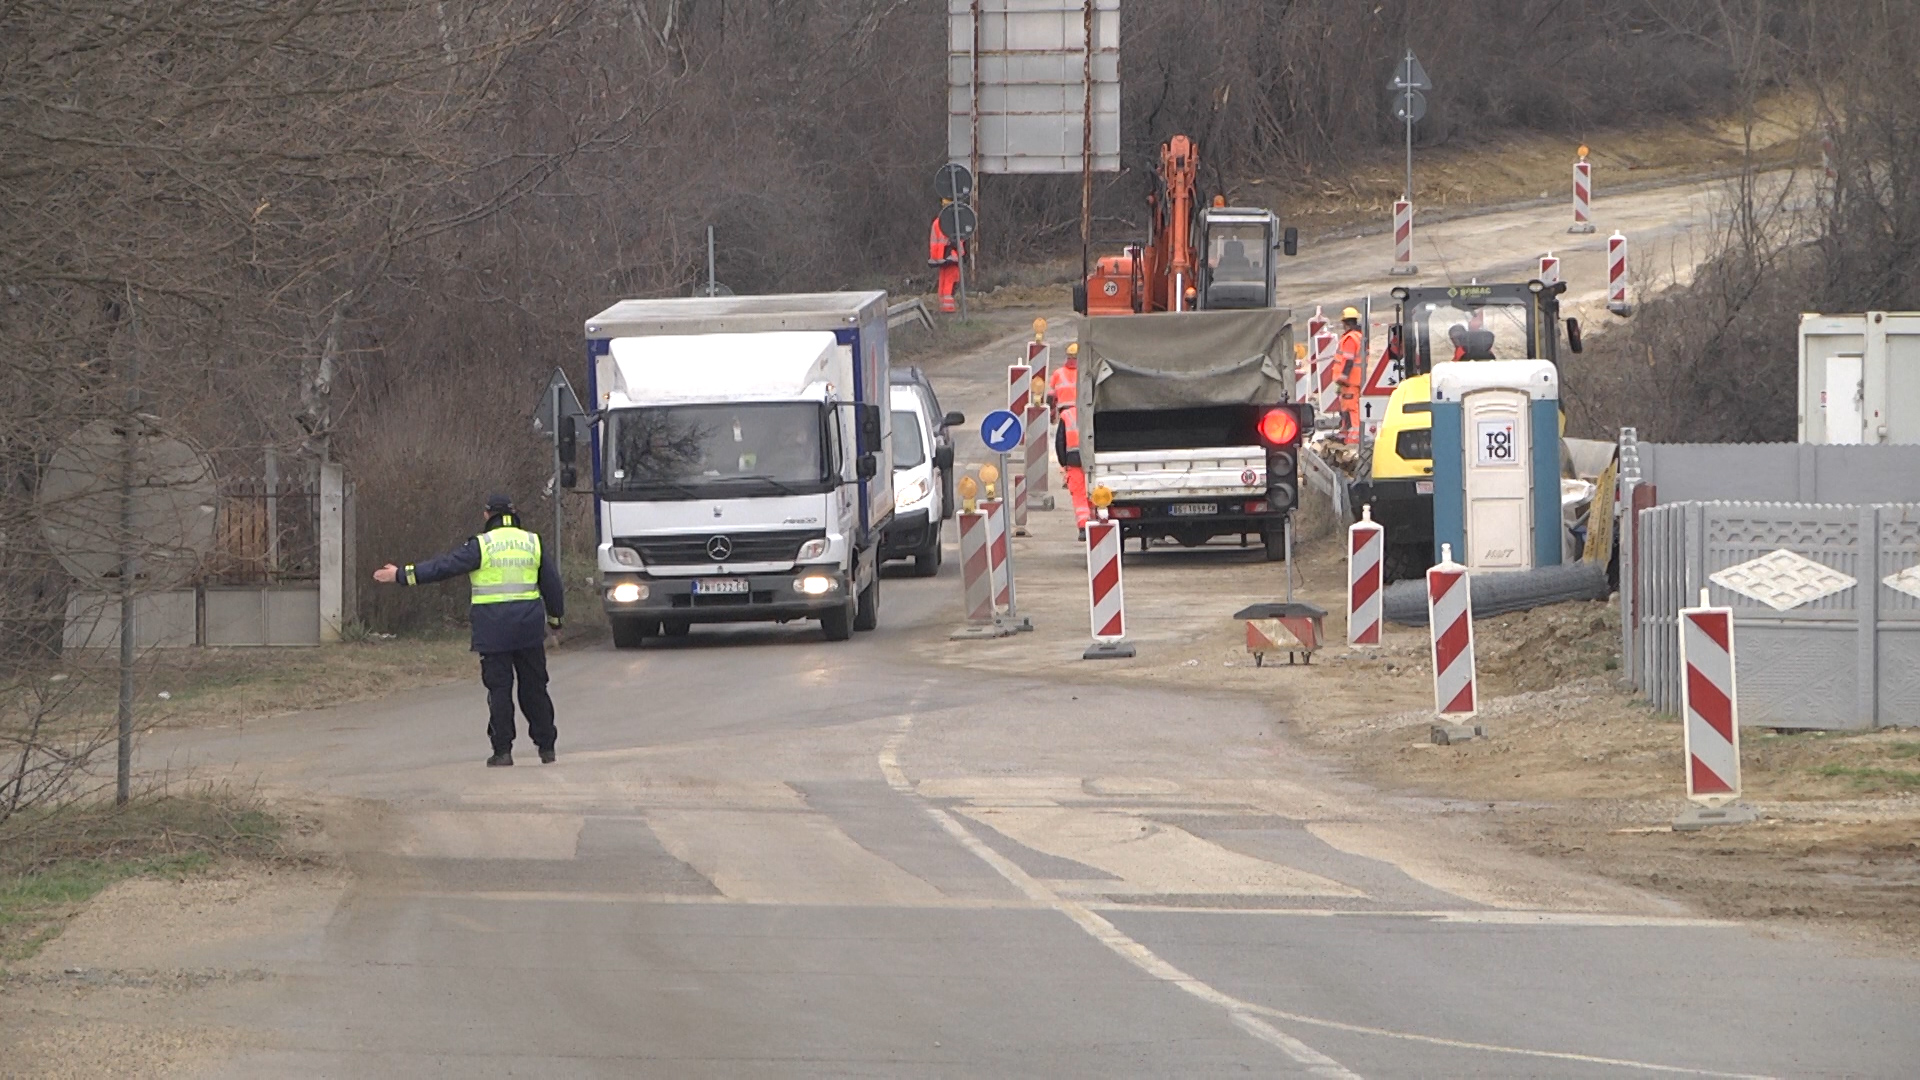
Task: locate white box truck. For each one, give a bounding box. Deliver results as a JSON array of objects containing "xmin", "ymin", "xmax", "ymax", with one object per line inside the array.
[
  {"xmin": 582, "ymin": 293, "xmax": 893, "ymax": 646},
  {"xmin": 1799, "ymin": 311, "xmax": 1920, "ymax": 444}
]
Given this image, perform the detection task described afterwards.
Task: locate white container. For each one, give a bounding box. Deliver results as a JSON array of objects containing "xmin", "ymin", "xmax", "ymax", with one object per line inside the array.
[{"xmin": 1798, "ymin": 312, "xmax": 1920, "ymax": 444}]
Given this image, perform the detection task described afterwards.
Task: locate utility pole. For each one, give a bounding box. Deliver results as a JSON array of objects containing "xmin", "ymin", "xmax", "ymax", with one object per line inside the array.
[
  {"xmin": 1080, "ymin": 0, "xmax": 1094, "ymax": 286},
  {"xmin": 116, "ymin": 285, "xmax": 139, "ymax": 806}
]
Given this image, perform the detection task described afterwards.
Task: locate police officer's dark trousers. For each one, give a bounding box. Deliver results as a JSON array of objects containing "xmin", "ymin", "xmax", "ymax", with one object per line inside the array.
[{"xmin": 479, "ymin": 647, "xmax": 557, "ymax": 754}]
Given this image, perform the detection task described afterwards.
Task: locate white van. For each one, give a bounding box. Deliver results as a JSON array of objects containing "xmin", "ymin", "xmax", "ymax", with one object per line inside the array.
[{"xmin": 879, "ymin": 382, "xmax": 951, "ymax": 576}]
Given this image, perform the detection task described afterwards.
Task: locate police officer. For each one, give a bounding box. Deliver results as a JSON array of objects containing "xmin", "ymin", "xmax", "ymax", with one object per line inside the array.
[{"xmin": 373, "ymin": 494, "xmax": 564, "ymax": 767}]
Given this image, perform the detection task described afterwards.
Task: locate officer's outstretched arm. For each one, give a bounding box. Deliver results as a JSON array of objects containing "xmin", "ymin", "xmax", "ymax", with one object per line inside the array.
[{"xmin": 401, "ymin": 537, "xmax": 482, "ymax": 586}]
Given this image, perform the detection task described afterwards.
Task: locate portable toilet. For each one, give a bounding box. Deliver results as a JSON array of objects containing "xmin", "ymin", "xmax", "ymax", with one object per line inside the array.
[{"xmin": 1430, "ymin": 360, "xmax": 1560, "ymax": 572}]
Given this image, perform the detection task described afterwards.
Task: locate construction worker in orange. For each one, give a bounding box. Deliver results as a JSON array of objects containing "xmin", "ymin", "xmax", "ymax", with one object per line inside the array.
[
  {"xmin": 929, "ymin": 212, "xmax": 964, "ymax": 313},
  {"xmin": 1049, "ymin": 342, "xmax": 1090, "ymax": 538},
  {"xmin": 1335, "ymin": 306, "xmax": 1366, "ymax": 444}
]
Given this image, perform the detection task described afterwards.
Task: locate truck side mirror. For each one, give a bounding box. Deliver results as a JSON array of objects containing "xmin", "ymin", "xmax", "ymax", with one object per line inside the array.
[
  {"xmin": 942, "ymin": 410, "xmax": 966, "ymax": 429},
  {"xmin": 859, "ymin": 404, "xmax": 882, "ymax": 446},
  {"xmin": 560, "ymin": 465, "xmax": 578, "ymax": 489},
  {"xmin": 1282, "ymin": 227, "xmax": 1299, "ymax": 257},
  {"xmin": 856, "ymin": 452, "xmax": 879, "ymax": 480},
  {"xmin": 933, "ymin": 445, "xmax": 954, "ymax": 470},
  {"xmin": 1566, "ymin": 317, "xmax": 1584, "ymax": 354},
  {"xmin": 1071, "ymin": 282, "xmax": 1088, "ymax": 315},
  {"xmin": 557, "ymin": 415, "xmax": 578, "ymax": 465}
]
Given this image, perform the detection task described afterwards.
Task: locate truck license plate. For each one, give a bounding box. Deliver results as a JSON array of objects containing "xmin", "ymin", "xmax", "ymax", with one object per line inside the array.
[
  {"xmin": 1416, "ymin": 480, "xmax": 1433, "ymax": 495},
  {"xmin": 692, "ymin": 577, "xmax": 749, "ymax": 595},
  {"xmin": 1167, "ymin": 502, "xmax": 1217, "ymax": 517}
]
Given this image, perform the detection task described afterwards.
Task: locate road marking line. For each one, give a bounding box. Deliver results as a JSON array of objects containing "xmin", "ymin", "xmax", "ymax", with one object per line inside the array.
[
  {"xmin": 882, "ymin": 717, "xmax": 1773, "ymax": 1080},
  {"xmin": 1236, "ymin": 1001, "xmax": 1777, "ymax": 1079},
  {"xmin": 880, "ymin": 720, "xmax": 1361, "ymax": 1079}
]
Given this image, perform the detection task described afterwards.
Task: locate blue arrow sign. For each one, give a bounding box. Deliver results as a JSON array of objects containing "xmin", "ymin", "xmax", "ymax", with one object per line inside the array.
[{"xmin": 980, "ymin": 409, "xmax": 1023, "ymax": 454}]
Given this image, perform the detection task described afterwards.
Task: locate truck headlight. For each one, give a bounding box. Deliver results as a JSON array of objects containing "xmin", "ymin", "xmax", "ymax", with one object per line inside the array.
[
  {"xmin": 898, "ymin": 476, "xmax": 931, "ymax": 507},
  {"xmin": 796, "ymin": 537, "xmax": 829, "ymax": 560},
  {"xmin": 610, "ymin": 546, "xmax": 642, "ymax": 568},
  {"xmin": 794, "ymin": 574, "xmax": 839, "ymax": 595},
  {"xmin": 609, "ymin": 582, "xmax": 647, "ymax": 603}
]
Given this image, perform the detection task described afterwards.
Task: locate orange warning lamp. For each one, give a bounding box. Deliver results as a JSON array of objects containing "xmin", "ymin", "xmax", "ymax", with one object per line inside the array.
[
  {"xmin": 1090, "ymin": 485, "xmax": 1114, "ymax": 509},
  {"xmin": 1032, "ymin": 317, "xmax": 1047, "ymax": 341},
  {"xmin": 957, "ymin": 475, "xmax": 979, "ymax": 513},
  {"xmin": 1031, "ymin": 374, "xmax": 1047, "ymax": 401},
  {"xmin": 1577, "ymin": 144, "xmax": 1590, "ymax": 161},
  {"xmin": 979, "ymin": 463, "xmax": 999, "ymax": 499},
  {"xmin": 1212, "ymin": 195, "xmax": 1226, "ymax": 207}
]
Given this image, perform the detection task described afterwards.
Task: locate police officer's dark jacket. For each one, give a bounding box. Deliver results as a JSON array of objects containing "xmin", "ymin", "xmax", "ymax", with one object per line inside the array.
[{"xmin": 400, "ymin": 513, "xmax": 564, "ymax": 654}]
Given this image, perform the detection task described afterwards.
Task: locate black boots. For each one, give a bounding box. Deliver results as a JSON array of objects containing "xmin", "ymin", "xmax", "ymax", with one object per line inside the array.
[{"xmin": 486, "ymin": 751, "xmax": 513, "ymax": 767}]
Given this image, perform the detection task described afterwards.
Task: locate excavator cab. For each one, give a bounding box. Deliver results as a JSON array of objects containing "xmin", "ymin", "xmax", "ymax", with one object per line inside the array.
[{"xmin": 1195, "ymin": 207, "xmax": 1297, "ymax": 310}]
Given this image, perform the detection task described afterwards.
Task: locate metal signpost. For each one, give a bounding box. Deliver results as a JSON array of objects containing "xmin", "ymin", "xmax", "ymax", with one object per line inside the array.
[
  {"xmin": 1390, "ymin": 50, "xmax": 1431, "ymax": 206},
  {"xmin": 980, "ymin": 410, "xmax": 1028, "ymax": 626}
]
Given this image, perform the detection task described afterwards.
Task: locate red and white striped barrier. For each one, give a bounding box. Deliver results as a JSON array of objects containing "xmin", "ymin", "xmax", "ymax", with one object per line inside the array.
[
  {"xmin": 1007, "ymin": 364, "xmax": 1032, "ymax": 530},
  {"xmin": 1570, "ymin": 157, "xmax": 1596, "ymax": 234},
  {"xmin": 983, "ymin": 496, "xmax": 1011, "ymax": 613},
  {"xmin": 1538, "ymin": 251, "xmax": 1560, "ymax": 286},
  {"xmin": 1427, "ymin": 544, "xmax": 1477, "ymax": 719},
  {"xmin": 1389, "ymin": 199, "xmax": 1417, "ymax": 275},
  {"xmin": 1680, "ymin": 592, "xmax": 1741, "ymax": 804},
  {"xmin": 1082, "ymin": 518, "xmax": 1134, "ymax": 659},
  {"xmin": 1607, "ymin": 230, "xmax": 1631, "ymax": 316},
  {"xmin": 1313, "ymin": 326, "xmax": 1339, "ymax": 417},
  {"xmin": 1025, "ymin": 342, "xmax": 1051, "ymax": 501},
  {"xmin": 1300, "ymin": 308, "xmax": 1326, "ymax": 402},
  {"xmin": 1348, "ymin": 505, "xmax": 1384, "ymax": 646},
  {"xmin": 956, "ymin": 509, "xmax": 993, "ymax": 625}
]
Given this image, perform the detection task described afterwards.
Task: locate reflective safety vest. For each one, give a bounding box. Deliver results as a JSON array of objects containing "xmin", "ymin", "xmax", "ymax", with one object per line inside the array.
[
  {"xmin": 1050, "ymin": 364, "xmax": 1081, "ymax": 451},
  {"xmin": 1336, "ymin": 328, "xmax": 1365, "ymax": 388},
  {"xmin": 471, "ymin": 527, "xmax": 542, "ymax": 605}
]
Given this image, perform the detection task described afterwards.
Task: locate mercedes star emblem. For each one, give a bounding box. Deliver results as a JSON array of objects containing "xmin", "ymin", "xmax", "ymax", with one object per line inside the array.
[{"xmin": 705, "ymin": 535, "xmax": 733, "ymax": 561}]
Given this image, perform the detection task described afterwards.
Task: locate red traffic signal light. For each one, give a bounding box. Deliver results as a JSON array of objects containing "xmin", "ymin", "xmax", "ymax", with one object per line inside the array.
[{"xmin": 1258, "ymin": 407, "xmax": 1301, "ymax": 447}]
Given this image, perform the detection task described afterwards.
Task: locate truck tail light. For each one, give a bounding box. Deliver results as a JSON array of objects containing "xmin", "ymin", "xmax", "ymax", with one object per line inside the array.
[
  {"xmin": 1107, "ymin": 506, "xmax": 1142, "ymax": 519},
  {"xmin": 1245, "ymin": 500, "xmax": 1268, "ymax": 513},
  {"xmin": 1258, "ymin": 407, "xmax": 1301, "ymax": 447}
]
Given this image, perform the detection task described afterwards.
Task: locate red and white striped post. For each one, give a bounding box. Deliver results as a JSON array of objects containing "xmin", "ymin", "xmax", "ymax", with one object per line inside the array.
[
  {"xmin": 1082, "ymin": 513, "xmax": 1135, "ymax": 660},
  {"xmin": 1569, "ymin": 148, "xmax": 1596, "ymax": 234},
  {"xmin": 1606, "ymin": 230, "xmax": 1632, "ymax": 316},
  {"xmin": 982, "ymin": 495, "xmax": 1011, "ymax": 614},
  {"xmin": 955, "ymin": 508, "xmax": 994, "ymax": 627},
  {"xmin": 1427, "ymin": 544, "xmax": 1482, "ymax": 743},
  {"xmin": 1681, "ymin": 589, "xmax": 1741, "ymax": 802},
  {"xmin": 1303, "ymin": 307, "xmax": 1326, "ymax": 404},
  {"xmin": 1675, "ymin": 589, "xmax": 1754, "ymax": 829},
  {"xmin": 1313, "ymin": 325, "xmax": 1339, "ymax": 417},
  {"xmin": 1388, "ymin": 199, "xmax": 1418, "ymax": 275},
  {"xmin": 1348, "ymin": 505, "xmax": 1384, "ymax": 647},
  {"xmin": 1025, "ymin": 339, "xmax": 1052, "ymax": 505},
  {"xmin": 1007, "ymin": 362, "xmax": 1032, "ymax": 531},
  {"xmin": 1538, "ymin": 251, "xmax": 1560, "ymax": 286}
]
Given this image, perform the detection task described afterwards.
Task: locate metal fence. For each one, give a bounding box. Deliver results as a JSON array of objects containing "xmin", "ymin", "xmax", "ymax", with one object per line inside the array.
[
  {"xmin": 210, "ymin": 478, "xmax": 320, "ymax": 584},
  {"xmin": 1631, "ymin": 499, "xmax": 1920, "ymax": 730}
]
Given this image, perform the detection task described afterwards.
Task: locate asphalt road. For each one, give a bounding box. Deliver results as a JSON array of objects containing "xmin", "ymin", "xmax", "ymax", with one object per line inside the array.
[
  {"xmin": 98, "ymin": 175, "xmax": 1915, "ymax": 1077},
  {"xmin": 131, "ymin": 559, "xmax": 1918, "ymax": 1077}
]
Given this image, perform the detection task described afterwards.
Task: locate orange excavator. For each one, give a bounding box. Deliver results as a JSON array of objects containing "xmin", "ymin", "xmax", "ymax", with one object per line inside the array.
[{"xmin": 1074, "ymin": 135, "xmax": 1297, "ymax": 316}]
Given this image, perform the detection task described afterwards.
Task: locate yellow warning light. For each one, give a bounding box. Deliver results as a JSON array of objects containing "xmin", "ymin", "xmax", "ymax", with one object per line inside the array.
[
  {"xmin": 1185, "ymin": 286, "xmax": 1198, "ymax": 301},
  {"xmin": 979, "ymin": 463, "xmax": 1000, "ymax": 486},
  {"xmin": 957, "ymin": 474, "xmax": 978, "ymax": 512},
  {"xmin": 1032, "ymin": 317, "xmax": 1047, "ymax": 340},
  {"xmin": 1577, "ymin": 144, "xmax": 1590, "ymax": 161},
  {"xmin": 1066, "ymin": 342, "xmax": 1079, "ymax": 358},
  {"xmin": 1031, "ymin": 374, "xmax": 1047, "ymax": 401},
  {"xmin": 1212, "ymin": 195, "xmax": 1226, "ymax": 207},
  {"xmin": 1090, "ymin": 485, "xmax": 1114, "ymax": 509},
  {"xmin": 1295, "ymin": 343, "xmax": 1308, "ymax": 361}
]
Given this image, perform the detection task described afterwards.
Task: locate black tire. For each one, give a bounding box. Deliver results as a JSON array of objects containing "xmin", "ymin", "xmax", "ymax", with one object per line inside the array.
[
  {"xmin": 913, "ymin": 528, "xmax": 943, "ymax": 577},
  {"xmin": 610, "ymin": 617, "xmax": 654, "ymax": 650},
  {"xmin": 1262, "ymin": 522, "xmax": 1287, "ymax": 562},
  {"xmin": 820, "ymin": 599, "xmax": 854, "ymax": 641},
  {"xmin": 853, "ymin": 573, "xmax": 880, "ymax": 631},
  {"xmin": 663, "ymin": 619, "xmax": 691, "ymax": 638}
]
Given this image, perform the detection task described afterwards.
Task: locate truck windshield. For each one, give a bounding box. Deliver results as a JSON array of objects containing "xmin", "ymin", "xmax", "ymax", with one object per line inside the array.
[
  {"xmin": 891, "ymin": 410, "xmax": 926, "ymax": 469},
  {"xmin": 605, "ymin": 402, "xmax": 829, "ymax": 496},
  {"xmin": 1206, "ymin": 223, "xmax": 1268, "ymax": 285}
]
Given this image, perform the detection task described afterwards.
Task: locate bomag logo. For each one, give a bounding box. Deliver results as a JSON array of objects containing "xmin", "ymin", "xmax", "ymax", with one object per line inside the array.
[{"xmin": 1448, "ymin": 286, "xmax": 1496, "ymax": 298}]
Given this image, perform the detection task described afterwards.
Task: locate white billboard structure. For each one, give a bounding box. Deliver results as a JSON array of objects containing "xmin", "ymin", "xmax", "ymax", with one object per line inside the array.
[{"xmin": 948, "ymin": 0, "xmax": 1120, "ymax": 174}]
